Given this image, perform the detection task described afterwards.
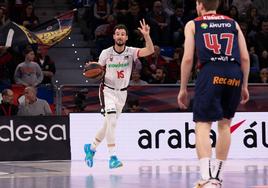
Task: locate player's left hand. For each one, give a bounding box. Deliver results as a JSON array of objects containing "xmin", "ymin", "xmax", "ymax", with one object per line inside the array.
[
  {"xmin": 177, "ymin": 90, "xmax": 189, "ymax": 110},
  {"xmin": 138, "ymin": 19, "xmax": 150, "ymax": 37},
  {"xmin": 240, "ymin": 87, "xmax": 249, "ymax": 104}
]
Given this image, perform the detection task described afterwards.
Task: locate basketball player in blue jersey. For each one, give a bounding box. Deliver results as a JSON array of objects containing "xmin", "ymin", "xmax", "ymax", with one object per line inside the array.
[{"xmin": 177, "ymin": 0, "xmax": 249, "ymax": 187}]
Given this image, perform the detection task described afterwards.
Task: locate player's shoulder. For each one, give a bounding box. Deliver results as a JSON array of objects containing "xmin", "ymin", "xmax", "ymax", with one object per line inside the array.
[
  {"xmin": 184, "ymin": 20, "xmax": 195, "ymax": 33},
  {"xmin": 124, "ymin": 46, "xmax": 137, "ymax": 50},
  {"xmin": 185, "ymin": 20, "xmax": 195, "ymax": 27},
  {"xmin": 100, "ymin": 46, "xmax": 113, "ymax": 56},
  {"xmin": 125, "ymin": 46, "xmax": 139, "ymax": 51},
  {"xmin": 102, "ymin": 46, "xmax": 113, "ymax": 53}
]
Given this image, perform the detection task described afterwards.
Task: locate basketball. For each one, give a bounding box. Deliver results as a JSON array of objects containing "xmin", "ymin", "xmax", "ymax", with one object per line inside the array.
[{"xmin": 83, "ymin": 62, "xmax": 104, "ymax": 79}]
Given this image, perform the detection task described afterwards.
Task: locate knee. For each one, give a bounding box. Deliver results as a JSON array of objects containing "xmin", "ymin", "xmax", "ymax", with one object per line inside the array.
[
  {"xmin": 218, "ymin": 124, "xmax": 230, "ymax": 133},
  {"xmin": 106, "ymin": 113, "xmax": 117, "ymax": 127}
]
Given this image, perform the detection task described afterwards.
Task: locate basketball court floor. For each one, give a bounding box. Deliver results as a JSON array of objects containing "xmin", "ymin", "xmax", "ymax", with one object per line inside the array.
[{"xmin": 0, "ymin": 159, "xmax": 267, "ymax": 188}]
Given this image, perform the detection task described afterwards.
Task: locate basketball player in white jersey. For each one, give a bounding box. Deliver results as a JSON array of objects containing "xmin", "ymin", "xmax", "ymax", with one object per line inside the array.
[{"xmin": 84, "ymin": 19, "xmax": 154, "ymax": 168}]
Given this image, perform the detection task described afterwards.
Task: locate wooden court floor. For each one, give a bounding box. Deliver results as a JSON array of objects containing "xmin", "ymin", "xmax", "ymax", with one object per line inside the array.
[{"xmin": 0, "ymin": 159, "xmax": 267, "ymax": 188}]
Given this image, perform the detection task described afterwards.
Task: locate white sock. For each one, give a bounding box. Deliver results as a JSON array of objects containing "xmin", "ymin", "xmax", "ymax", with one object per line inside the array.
[
  {"xmin": 108, "ymin": 146, "xmax": 116, "ymax": 157},
  {"xmin": 199, "ymin": 158, "xmax": 211, "ymax": 180},
  {"xmin": 213, "ymin": 159, "xmax": 225, "ymax": 180},
  {"xmin": 91, "ymin": 138, "xmax": 100, "ymax": 151}
]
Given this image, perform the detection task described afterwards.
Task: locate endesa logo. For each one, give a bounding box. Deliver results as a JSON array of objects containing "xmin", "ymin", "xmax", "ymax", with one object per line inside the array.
[
  {"xmin": 138, "ymin": 121, "xmax": 268, "ymax": 149},
  {"xmin": 0, "ymin": 120, "xmax": 67, "ymax": 142}
]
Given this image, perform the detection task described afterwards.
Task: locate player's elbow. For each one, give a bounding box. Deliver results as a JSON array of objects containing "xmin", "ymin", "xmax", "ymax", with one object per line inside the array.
[
  {"xmin": 240, "ymin": 54, "xmax": 250, "ymax": 65},
  {"xmin": 182, "ymin": 57, "xmax": 194, "ymax": 66},
  {"xmin": 141, "ymin": 47, "xmax": 154, "ymax": 57},
  {"xmin": 148, "ymin": 46, "xmax": 155, "ymax": 55}
]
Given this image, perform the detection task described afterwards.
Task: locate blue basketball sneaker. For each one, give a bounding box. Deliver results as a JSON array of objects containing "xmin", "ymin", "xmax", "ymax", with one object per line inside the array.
[
  {"xmin": 84, "ymin": 144, "xmax": 95, "ymax": 167},
  {"xmin": 109, "ymin": 155, "xmax": 123, "ymax": 169}
]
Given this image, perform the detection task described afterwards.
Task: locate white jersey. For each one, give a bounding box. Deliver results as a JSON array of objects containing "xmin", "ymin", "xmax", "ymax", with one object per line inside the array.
[{"xmin": 98, "ymin": 46, "xmax": 139, "ymax": 89}]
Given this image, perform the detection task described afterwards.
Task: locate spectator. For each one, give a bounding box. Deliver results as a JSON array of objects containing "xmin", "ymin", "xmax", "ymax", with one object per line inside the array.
[
  {"xmin": 133, "ymin": 58, "xmax": 143, "ymax": 72},
  {"xmin": 166, "ymin": 47, "xmax": 182, "ymax": 83},
  {"xmin": 123, "ymin": 2, "xmax": 145, "ymax": 46},
  {"xmin": 125, "ymin": 97, "xmax": 147, "ymax": 112},
  {"xmin": 246, "ymin": 6, "xmax": 261, "ymax": 36},
  {"xmin": 227, "ymin": 5, "xmax": 239, "ymax": 21},
  {"xmin": 0, "ymin": 46, "xmax": 24, "ymax": 87},
  {"xmin": 231, "ymin": 0, "xmax": 252, "ymax": 17},
  {"xmin": 139, "ymin": 63, "xmax": 155, "ymax": 83},
  {"xmin": 77, "ymin": 2, "xmax": 95, "ymax": 40},
  {"xmin": 161, "ymin": 0, "xmax": 178, "ymax": 16},
  {"xmin": 146, "ymin": 1, "xmax": 170, "ymax": 46},
  {"xmin": 6, "ymin": 0, "xmax": 27, "ymax": 23},
  {"xmin": 92, "ymin": 0, "xmax": 111, "ymax": 35},
  {"xmin": 19, "ymin": 2, "xmax": 39, "ymax": 30},
  {"xmin": 116, "ymin": 0, "xmax": 129, "ymax": 16},
  {"xmin": 0, "ymin": 46, "xmax": 12, "ymax": 87},
  {"xmin": 145, "ymin": 45, "xmax": 168, "ymax": 73},
  {"xmin": 14, "ymin": 46, "xmax": 43, "ymax": 87},
  {"xmin": 253, "ymin": 0, "xmax": 268, "ymax": 18},
  {"xmin": 183, "ymin": 0, "xmax": 197, "ymax": 22},
  {"xmin": 239, "ymin": 21, "xmax": 260, "ymax": 82},
  {"xmin": 255, "ymin": 19, "xmax": 268, "ymax": 69},
  {"xmin": 35, "ymin": 45, "xmax": 56, "ymax": 85},
  {"xmin": 0, "ymin": 89, "xmax": 18, "ymax": 116},
  {"xmin": 0, "ymin": 5, "xmax": 8, "ymax": 26},
  {"xmin": 259, "ymin": 68, "xmax": 268, "ymax": 83},
  {"xmin": 18, "ymin": 86, "xmax": 52, "ymax": 116},
  {"xmin": 110, "ymin": 0, "xmax": 120, "ymax": 16},
  {"xmin": 94, "ymin": 14, "xmax": 117, "ymax": 57},
  {"xmin": 170, "ymin": 5, "xmax": 186, "ymax": 47},
  {"xmin": 151, "ymin": 66, "xmax": 168, "ymax": 84},
  {"xmin": 129, "ymin": 70, "xmax": 148, "ymax": 85},
  {"xmin": 74, "ymin": 91, "xmax": 87, "ymax": 112}
]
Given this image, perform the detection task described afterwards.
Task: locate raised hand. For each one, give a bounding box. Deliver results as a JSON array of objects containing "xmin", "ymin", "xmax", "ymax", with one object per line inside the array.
[{"xmin": 138, "ymin": 19, "xmax": 150, "ymax": 37}]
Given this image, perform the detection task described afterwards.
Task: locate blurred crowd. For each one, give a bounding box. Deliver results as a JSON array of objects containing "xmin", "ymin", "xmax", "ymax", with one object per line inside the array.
[
  {"xmin": 76, "ymin": 0, "xmax": 268, "ymax": 85},
  {"xmin": 0, "ymin": 0, "xmax": 56, "ymax": 116}
]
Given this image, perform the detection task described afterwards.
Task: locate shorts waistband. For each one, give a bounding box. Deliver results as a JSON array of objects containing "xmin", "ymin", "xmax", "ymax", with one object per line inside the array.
[{"xmin": 103, "ymin": 84, "xmax": 128, "ymax": 91}]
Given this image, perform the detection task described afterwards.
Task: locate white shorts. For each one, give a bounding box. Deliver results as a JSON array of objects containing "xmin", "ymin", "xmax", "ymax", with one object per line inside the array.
[{"xmin": 103, "ymin": 87, "xmax": 127, "ymax": 115}]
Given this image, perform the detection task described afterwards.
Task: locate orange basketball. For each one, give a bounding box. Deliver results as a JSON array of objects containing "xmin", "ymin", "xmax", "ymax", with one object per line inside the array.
[{"xmin": 83, "ymin": 63, "xmax": 104, "ymax": 79}]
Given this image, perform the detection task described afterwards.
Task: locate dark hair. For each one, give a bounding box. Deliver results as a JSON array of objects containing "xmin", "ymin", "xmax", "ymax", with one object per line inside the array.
[
  {"xmin": 0, "ymin": 6, "xmax": 6, "ymax": 12},
  {"xmin": 1, "ymin": 89, "xmax": 10, "ymax": 96},
  {"xmin": 113, "ymin": 24, "xmax": 128, "ymax": 35},
  {"xmin": 156, "ymin": 66, "xmax": 167, "ymax": 75},
  {"xmin": 261, "ymin": 18, "xmax": 268, "ymax": 24},
  {"xmin": 128, "ymin": 98, "xmax": 139, "ymax": 107},
  {"xmin": 23, "ymin": 45, "xmax": 34, "ymax": 55},
  {"xmin": 196, "ymin": 0, "xmax": 219, "ymax": 11}
]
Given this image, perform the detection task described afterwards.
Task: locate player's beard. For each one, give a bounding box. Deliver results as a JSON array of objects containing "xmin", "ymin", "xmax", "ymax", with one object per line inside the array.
[{"xmin": 115, "ymin": 40, "xmax": 125, "ymax": 46}]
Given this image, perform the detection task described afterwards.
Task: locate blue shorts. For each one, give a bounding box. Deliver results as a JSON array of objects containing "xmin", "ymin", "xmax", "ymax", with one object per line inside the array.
[{"xmin": 193, "ymin": 62, "xmax": 243, "ymax": 122}]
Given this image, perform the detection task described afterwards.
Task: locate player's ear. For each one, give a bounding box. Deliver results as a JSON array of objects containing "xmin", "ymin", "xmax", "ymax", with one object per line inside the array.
[{"xmin": 126, "ymin": 35, "xmax": 128, "ymax": 41}]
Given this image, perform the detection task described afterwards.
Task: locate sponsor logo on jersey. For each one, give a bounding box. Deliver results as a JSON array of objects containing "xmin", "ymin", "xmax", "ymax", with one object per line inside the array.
[
  {"xmin": 108, "ymin": 62, "xmax": 129, "ymax": 68},
  {"xmin": 210, "ymin": 56, "xmax": 235, "ymax": 62},
  {"xmin": 201, "ymin": 23, "xmax": 208, "ymax": 29},
  {"xmin": 209, "ymin": 22, "xmax": 232, "ymax": 28}
]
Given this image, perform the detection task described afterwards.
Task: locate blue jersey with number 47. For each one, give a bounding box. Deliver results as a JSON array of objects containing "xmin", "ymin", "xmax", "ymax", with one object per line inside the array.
[{"xmin": 194, "ymin": 14, "xmax": 240, "ymax": 66}]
